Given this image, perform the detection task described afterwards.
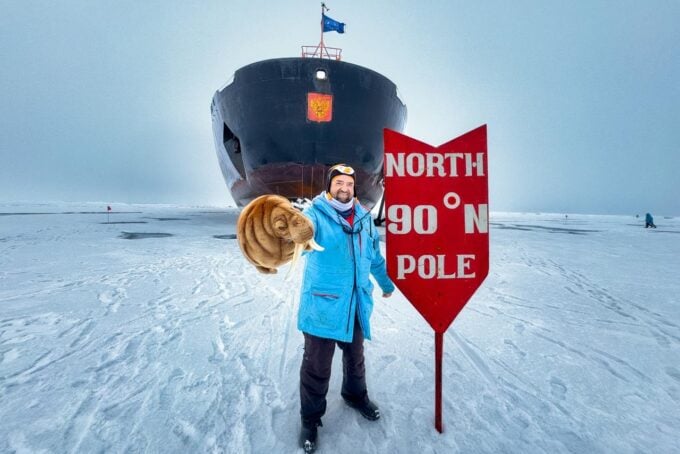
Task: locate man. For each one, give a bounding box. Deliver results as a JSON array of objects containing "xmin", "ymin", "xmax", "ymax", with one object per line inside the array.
[{"xmin": 297, "ymin": 163, "xmax": 394, "ymax": 453}]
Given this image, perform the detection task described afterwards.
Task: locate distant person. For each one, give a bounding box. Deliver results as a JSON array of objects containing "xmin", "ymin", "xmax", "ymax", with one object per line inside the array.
[{"xmin": 645, "ymin": 213, "xmax": 657, "ymax": 228}]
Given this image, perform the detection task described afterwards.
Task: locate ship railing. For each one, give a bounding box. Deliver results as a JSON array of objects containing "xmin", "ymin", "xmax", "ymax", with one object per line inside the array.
[{"xmin": 301, "ymin": 45, "xmax": 342, "ymax": 61}]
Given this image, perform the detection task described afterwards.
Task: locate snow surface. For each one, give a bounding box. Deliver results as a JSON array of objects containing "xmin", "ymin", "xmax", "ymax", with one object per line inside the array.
[{"xmin": 1, "ymin": 203, "xmax": 679, "ymax": 453}]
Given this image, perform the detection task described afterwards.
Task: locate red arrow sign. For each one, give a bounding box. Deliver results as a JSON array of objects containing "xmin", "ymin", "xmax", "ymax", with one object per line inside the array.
[{"xmin": 383, "ymin": 125, "xmax": 489, "ymax": 432}]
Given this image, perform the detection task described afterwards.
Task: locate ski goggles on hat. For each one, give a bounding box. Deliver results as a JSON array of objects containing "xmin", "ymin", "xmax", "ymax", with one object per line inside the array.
[{"xmin": 329, "ymin": 164, "xmax": 355, "ymax": 175}]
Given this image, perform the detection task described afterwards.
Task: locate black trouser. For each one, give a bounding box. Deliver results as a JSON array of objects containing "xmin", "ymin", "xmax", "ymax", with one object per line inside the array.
[{"xmin": 299, "ymin": 317, "xmax": 368, "ymax": 424}]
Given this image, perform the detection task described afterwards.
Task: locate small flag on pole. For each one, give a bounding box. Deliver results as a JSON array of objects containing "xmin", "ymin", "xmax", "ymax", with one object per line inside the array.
[
  {"xmin": 322, "ymin": 14, "xmax": 345, "ymax": 33},
  {"xmin": 107, "ymin": 205, "xmax": 111, "ymax": 223}
]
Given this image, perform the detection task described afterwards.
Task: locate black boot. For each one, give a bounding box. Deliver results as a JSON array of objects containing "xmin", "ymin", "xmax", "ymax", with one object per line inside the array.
[
  {"xmin": 344, "ymin": 397, "xmax": 380, "ymax": 421},
  {"xmin": 299, "ymin": 419, "xmax": 321, "ymax": 453}
]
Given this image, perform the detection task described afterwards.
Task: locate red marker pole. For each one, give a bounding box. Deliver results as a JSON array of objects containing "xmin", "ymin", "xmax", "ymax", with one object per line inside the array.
[{"xmin": 435, "ymin": 331, "xmax": 443, "ymax": 433}]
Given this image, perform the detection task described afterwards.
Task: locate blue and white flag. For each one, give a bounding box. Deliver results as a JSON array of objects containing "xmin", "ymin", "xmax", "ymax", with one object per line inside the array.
[{"xmin": 322, "ymin": 14, "xmax": 345, "ymax": 33}]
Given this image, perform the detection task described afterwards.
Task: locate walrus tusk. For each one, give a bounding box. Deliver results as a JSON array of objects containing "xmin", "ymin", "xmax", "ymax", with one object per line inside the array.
[
  {"xmin": 286, "ymin": 242, "xmax": 306, "ymax": 280},
  {"xmin": 308, "ymin": 238, "xmax": 324, "ymax": 251}
]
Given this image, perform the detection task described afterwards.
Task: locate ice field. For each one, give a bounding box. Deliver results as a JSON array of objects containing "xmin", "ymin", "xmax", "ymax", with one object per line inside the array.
[{"xmin": 1, "ymin": 203, "xmax": 679, "ymax": 453}]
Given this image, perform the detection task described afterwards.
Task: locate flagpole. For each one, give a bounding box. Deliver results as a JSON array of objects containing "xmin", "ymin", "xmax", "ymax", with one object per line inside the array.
[{"xmin": 320, "ymin": 2, "xmax": 325, "ymax": 55}]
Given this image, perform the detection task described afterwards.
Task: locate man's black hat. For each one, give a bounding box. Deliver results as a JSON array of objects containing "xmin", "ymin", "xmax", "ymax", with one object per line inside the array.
[{"xmin": 327, "ymin": 163, "xmax": 356, "ymax": 192}]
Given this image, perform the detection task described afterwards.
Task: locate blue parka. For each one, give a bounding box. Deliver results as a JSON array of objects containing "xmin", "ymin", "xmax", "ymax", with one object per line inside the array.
[{"xmin": 298, "ymin": 194, "xmax": 395, "ymax": 343}]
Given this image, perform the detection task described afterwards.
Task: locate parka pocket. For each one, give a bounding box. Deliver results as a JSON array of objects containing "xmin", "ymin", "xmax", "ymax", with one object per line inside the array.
[
  {"xmin": 311, "ymin": 292, "xmax": 339, "ymax": 299},
  {"xmin": 362, "ymin": 230, "xmax": 377, "ymax": 260},
  {"xmin": 303, "ymin": 287, "xmax": 348, "ymax": 331}
]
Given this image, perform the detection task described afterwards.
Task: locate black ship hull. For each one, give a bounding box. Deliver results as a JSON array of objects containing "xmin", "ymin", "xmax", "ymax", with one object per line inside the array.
[{"xmin": 211, "ymin": 57, "xmax": 407, "ymax": 208}]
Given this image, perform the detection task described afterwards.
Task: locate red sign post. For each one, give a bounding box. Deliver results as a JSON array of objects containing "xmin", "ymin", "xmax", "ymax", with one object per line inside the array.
[{"xmin": 383, "ymin": 125, "xmax": 489, "ymax": 433}]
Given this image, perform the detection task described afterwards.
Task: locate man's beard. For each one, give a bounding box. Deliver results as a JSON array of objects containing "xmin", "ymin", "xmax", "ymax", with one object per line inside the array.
[{"xmin": 334, "ymin": 191, "xmax": 352, "ymax": 203}]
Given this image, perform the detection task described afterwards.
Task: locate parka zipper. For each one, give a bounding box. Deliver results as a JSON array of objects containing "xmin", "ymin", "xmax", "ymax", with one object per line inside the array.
[{"xmin": 346, "ymin": 230, "xmax": 357, "ymax": 335}]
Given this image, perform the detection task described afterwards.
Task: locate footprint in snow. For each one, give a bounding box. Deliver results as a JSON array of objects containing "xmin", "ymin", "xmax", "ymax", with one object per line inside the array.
[
  {"xmin": 549, "ymin": 376, "xmax": 567, "ymax": 400},
  {"xmin": 503, "ymin": 339, "xmax": 527, "ymax": 358},
  {"xmin": 665, "ymin": 366, "xmax": 680, "ymax": 383},
  {"xmin": 380, "ymin": 354, "xmax": 397, "ymax": 367}
]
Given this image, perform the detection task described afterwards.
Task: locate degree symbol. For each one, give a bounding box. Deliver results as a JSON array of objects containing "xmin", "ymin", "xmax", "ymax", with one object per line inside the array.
[{"xmin": 443, "ymin": 192, "xmax": 461, "ymax": 210}]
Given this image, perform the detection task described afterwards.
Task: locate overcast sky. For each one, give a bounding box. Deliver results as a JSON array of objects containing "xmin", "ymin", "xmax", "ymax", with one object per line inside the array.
[{"xmin": 1, "ymin": 1, "xmax": 678, "ymax": 215}]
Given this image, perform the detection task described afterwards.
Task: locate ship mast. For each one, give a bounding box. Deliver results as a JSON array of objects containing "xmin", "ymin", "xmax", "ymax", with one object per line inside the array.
[{"xmin": 301, "ymin": 2, "xmax": 342, "ymax": 60}]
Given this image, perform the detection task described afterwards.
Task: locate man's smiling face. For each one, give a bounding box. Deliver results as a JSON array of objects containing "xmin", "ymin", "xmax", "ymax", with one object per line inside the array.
[{"xmin": 330, "ymin": 174, "xmax": 354, "ymax": 203}]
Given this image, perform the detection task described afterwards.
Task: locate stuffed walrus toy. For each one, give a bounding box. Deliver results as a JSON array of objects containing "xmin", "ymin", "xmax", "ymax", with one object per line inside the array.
[{"xmin": 237, "ymin": 195, "xmax": 324, "ymax": 274}]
